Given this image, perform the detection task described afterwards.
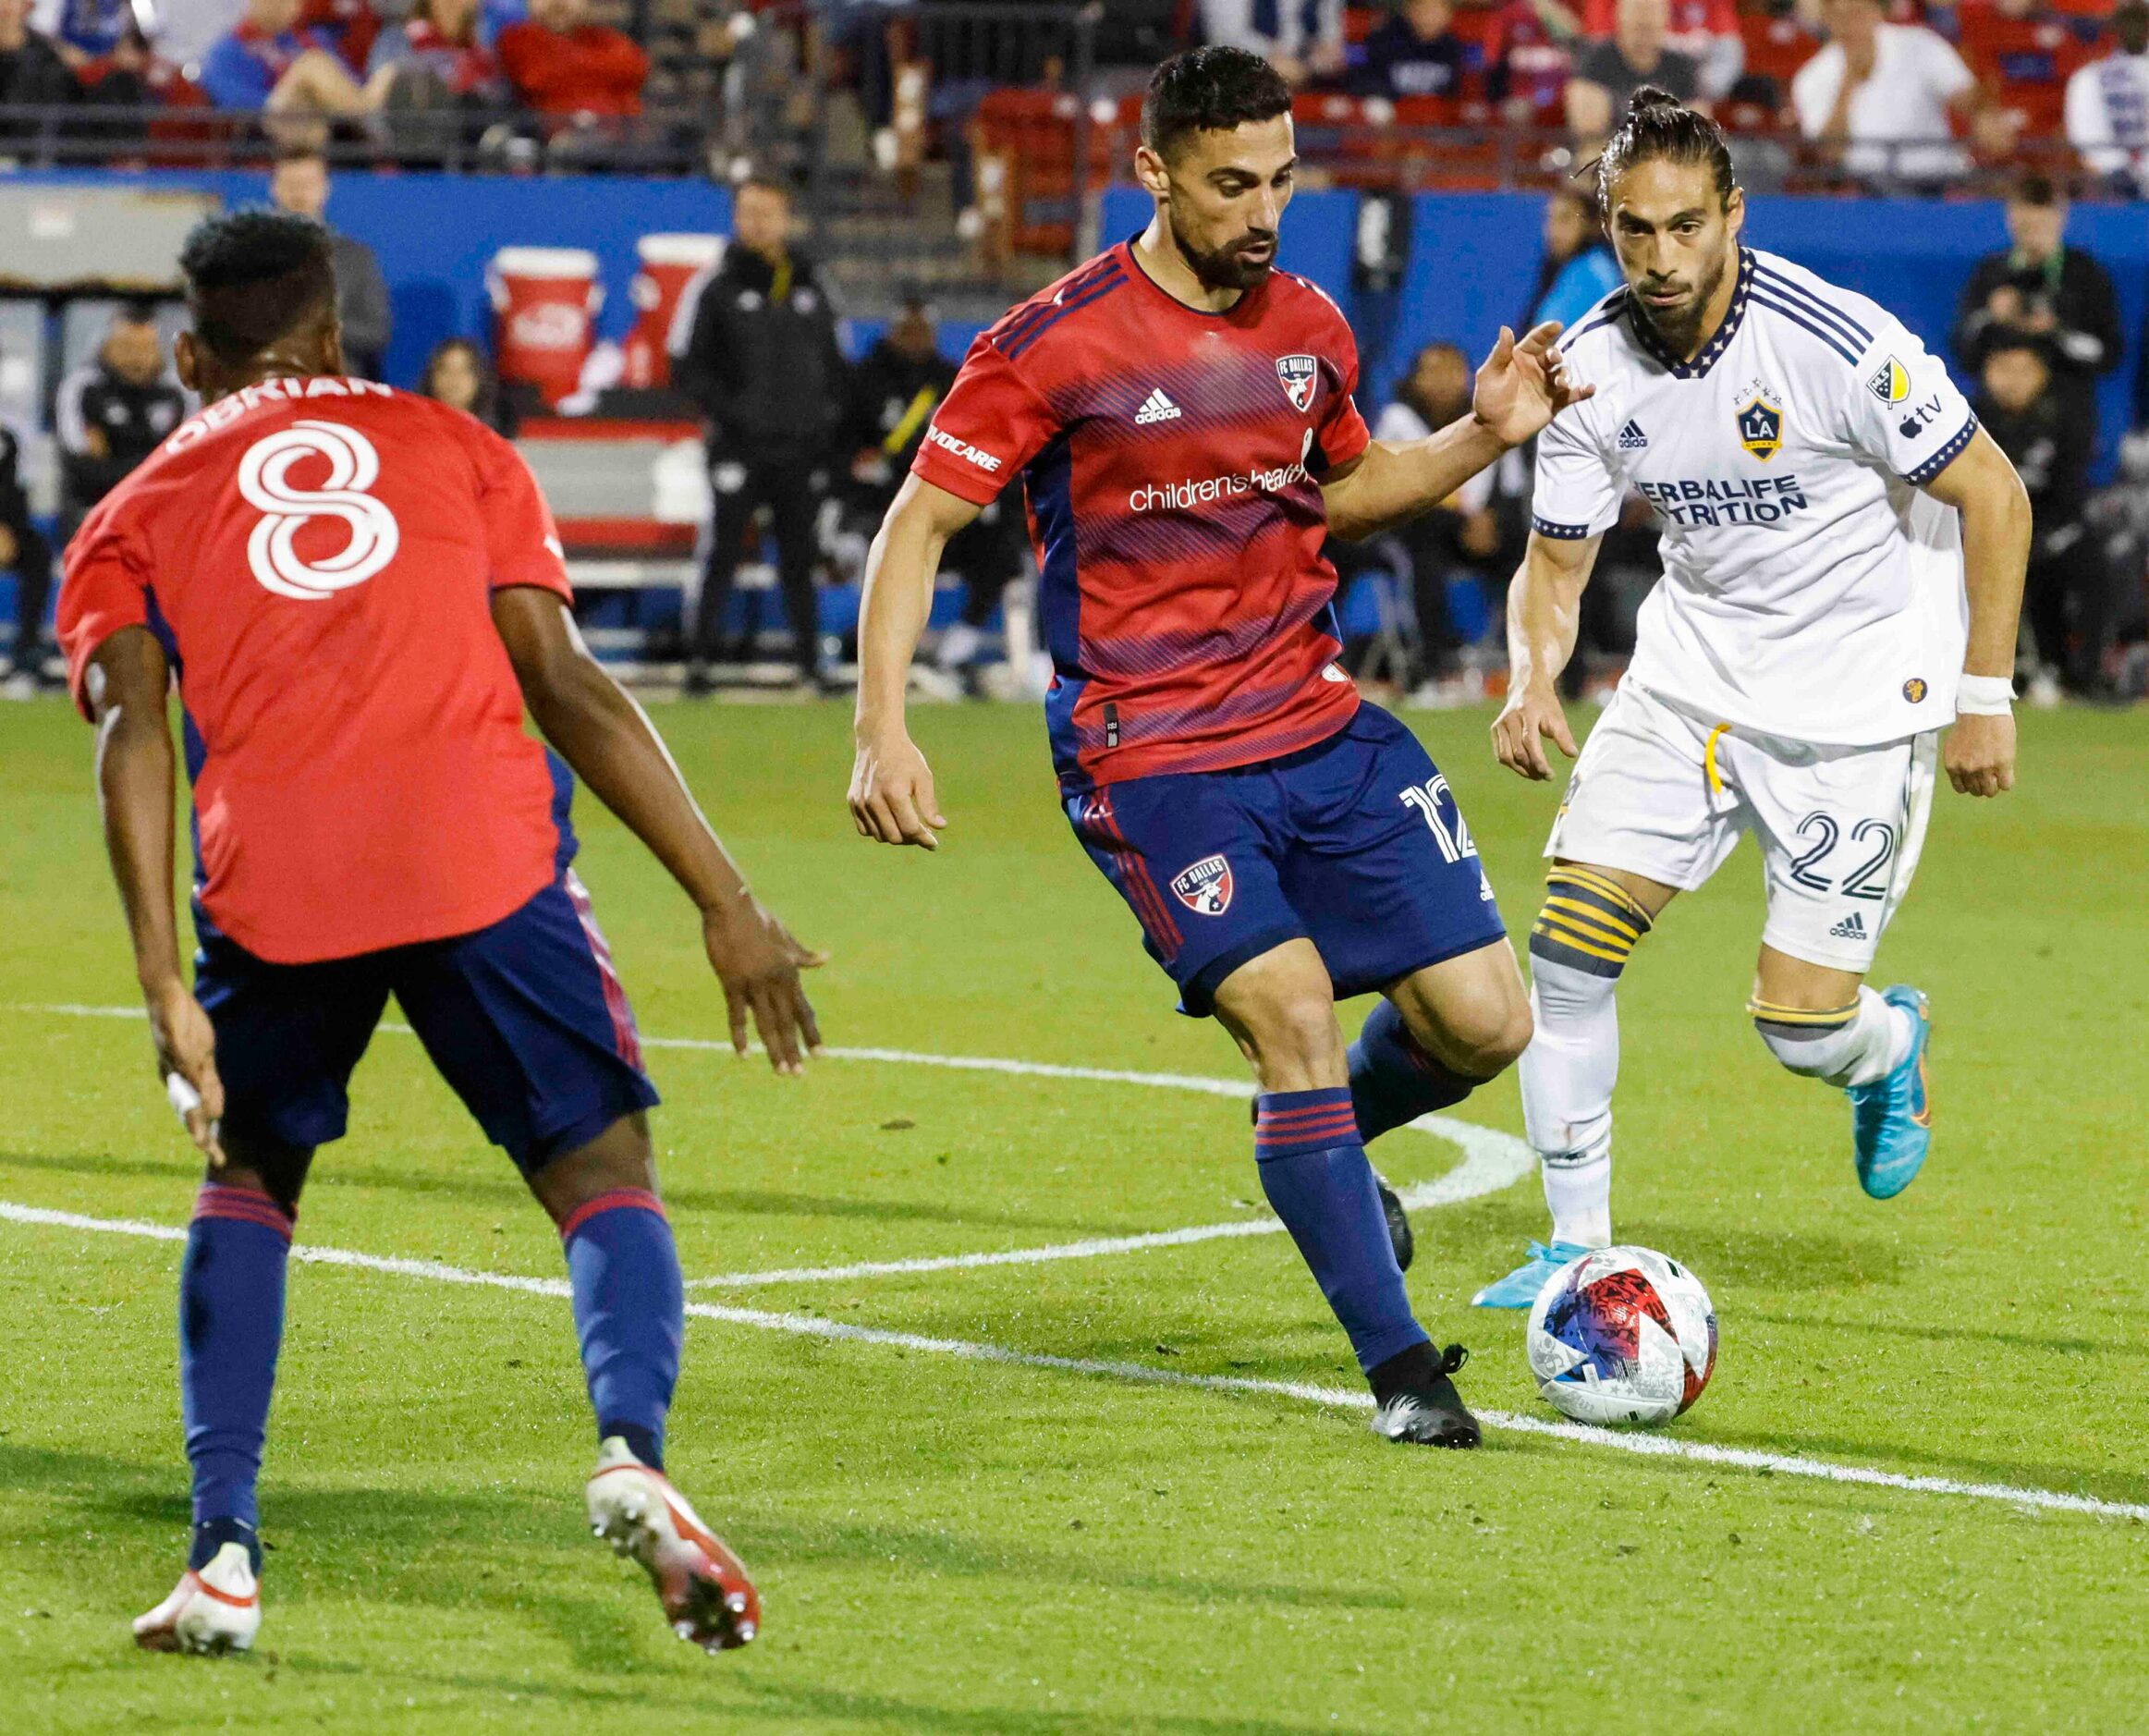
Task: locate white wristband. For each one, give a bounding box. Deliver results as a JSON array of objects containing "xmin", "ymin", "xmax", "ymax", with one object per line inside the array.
[{"xmin": 1955, "ymin": 674, "xmax": 2014, "ymax": 715}]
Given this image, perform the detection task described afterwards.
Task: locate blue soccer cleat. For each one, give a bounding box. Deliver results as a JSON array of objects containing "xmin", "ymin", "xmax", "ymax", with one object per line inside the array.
[
  {"xmin": 1471, "ymin": 1240, "xmax": 1592, "ymax": 1310},
  {"xmin": 1848, "ymin": 985, "xmax": 1932, "ymax": 1200}
]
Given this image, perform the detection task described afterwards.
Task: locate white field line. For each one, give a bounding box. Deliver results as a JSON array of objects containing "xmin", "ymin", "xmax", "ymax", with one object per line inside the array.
[
  {"xmin": 4, "ymin": 1197, "xmax": 2144, "ymax": 1524},
  {"xmin": 14, "ymin": 1003, "xmax": 1533, "ymax": 1290}
]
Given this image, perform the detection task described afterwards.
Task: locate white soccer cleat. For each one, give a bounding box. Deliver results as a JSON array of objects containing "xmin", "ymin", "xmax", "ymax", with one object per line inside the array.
[
  {"xmin": 131, "ymin": 1542, "xmax": 261, "ymax": 1656},
  {"xmin": 584, "ymin": 1436, "xmax": 760, "ymax": 1653}
]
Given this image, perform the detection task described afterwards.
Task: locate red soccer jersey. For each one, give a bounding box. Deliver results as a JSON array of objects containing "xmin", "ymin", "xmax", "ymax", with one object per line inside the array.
[
  {"xmin": 59, "ymin": 378, "xmax": 575, "ymax": 965},
  {"xmin": 911, "ymin": 240, "xmax": 1372, "ymax": 790}
]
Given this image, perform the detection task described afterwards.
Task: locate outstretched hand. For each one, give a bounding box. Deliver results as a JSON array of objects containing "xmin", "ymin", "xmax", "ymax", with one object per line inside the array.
[
  {"xmin": 1473, "ymin": 322, "xmax": 1593, "ymax": 448},
  {"xmin": 703, "ymin": 895, "xmax": 827, "ymax": 1074}
]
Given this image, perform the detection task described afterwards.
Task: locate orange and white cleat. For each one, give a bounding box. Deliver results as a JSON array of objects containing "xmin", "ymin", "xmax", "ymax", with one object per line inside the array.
[
  {"xmin": 585, "ymin": 1436, "xmax": 760, "ymax": 1652},
  {"xmin": 132, "ymin": 1542, "xmax": 262, "ymax": 1656}
]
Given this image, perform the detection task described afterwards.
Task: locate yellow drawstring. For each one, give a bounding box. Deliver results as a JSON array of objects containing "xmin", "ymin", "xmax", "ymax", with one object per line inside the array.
[{"xmin": 1704, "ymin": 723, "xmax": 1731, "ymax": 796}]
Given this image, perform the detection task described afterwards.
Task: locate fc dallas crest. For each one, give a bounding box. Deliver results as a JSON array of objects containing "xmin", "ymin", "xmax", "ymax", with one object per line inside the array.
[
  {"xmin": 1171, "ymin": 854, "xmax": 1234, "ymax": 915},
  {"xmin": 1276, "ymin": 353, "xmax": 1317, "ymax": 412}
]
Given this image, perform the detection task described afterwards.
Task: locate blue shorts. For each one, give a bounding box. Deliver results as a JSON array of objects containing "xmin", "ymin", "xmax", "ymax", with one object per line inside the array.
[
  {"xmin": 194, "ymin": 868, "xmax": 660, "ymax": 1174},
  {"xmin": 1065, "ymin": 703, "xmax": 1508, "ymax": 1017}
]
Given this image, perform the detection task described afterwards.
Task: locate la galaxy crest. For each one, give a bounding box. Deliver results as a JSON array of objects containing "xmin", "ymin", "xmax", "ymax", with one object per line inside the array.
[
  {"xmin": 1172, "ymin": 854, "xmax": 1234, "ymax": 916},
  {"xmin": 1276, "ymin": 354, "xmax": 1318, "ymax": 413},
  {"xmin": 1737, "ymin": 382, "xmax": 1784, "ymax": 463}
]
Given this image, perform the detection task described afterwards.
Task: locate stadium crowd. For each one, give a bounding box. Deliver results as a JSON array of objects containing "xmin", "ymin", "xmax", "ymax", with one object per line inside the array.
[{"xmin": 3, "ymin": 2, "xmax": 2147, "ymax": 702}]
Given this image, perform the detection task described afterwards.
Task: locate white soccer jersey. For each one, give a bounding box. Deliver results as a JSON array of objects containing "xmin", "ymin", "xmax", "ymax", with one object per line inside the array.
[{"xmin": 1532, "ymin": 246, "xmax": 1976, "ymax": 746}]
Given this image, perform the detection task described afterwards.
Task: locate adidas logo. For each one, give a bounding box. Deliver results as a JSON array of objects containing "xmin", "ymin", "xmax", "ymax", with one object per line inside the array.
[
  {"xmin": 1618, "ymin": 420, "xmax": 1648, "ymax": 449},
  {"xmin": 1134, "ymin": 388, "xmax": 1182, "ymax": 425},
  {"xmin": 1826, "ymin": 911, "xmax": 1867, "ymax": 940}
]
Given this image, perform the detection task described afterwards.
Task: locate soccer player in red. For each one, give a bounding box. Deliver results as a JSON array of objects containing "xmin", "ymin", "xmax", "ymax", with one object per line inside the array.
[
  {"xmin": 849, "ymin": 47, "xmax": 1591, "ymax": 1448},
  {"xmin": 59, "ymin": 210, "xmax": 820, "ymax": 1657}
]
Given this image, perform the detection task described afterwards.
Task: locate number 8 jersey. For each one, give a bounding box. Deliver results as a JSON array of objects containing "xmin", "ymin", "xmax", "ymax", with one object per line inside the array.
[
  {"xmin": 1532, "ymin": 246, "xmax": 1976, "ymax": 746},
  {"xmin": 59, "ymin": 379, "xmax": 577, "ymax": 965}
]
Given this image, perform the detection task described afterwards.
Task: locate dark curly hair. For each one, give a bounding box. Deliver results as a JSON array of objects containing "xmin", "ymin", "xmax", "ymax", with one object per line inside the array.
[
  {"xmin": 1142, "ymin": 45, "xmax": 1292, "ymax": 163},
  {"xmin": 1593, "ymin": 86, "xmax": 1739, "ymax": 210},
  {"xmin": 178, "ymin": 208, "xmax": 338, "ymax": 367}
]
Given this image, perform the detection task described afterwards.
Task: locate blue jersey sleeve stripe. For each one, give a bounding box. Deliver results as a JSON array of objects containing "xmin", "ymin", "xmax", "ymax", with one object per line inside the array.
[
  {"xmin": 1566, "ymin": 297, "xmax": 1628, "ymax": 344},
  {"xmin": 1749, "ymin": 295, "xmax": 1863, "ymax": 368},
  {"xmin": 997, "ymin": 257, "xmax": 1123, "ymax": 348},
  {"xmin": 1901, "ymin": 413, "xmax": 1978, "ymax": 486},
  {"xmin": 1532, "ymin": 516, "xmax": 1596, "ymax": 540},
  {"xmin": 1003, "ymin": 272, "xmax": 1129, "ymax": 360},
  {"xmin": 1751, "ymin": 266, "xmax": 1874, "ymax": 349}
]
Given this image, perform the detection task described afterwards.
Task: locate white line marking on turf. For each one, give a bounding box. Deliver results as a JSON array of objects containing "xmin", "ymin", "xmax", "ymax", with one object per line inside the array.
[
  {"xmin": 14, "ymin": 1003, "xmax": 1533, "ymax": 1290},
  {"xmin": 4, "ymin": 1197, "xmax": 2144, "ymax": 1525}
]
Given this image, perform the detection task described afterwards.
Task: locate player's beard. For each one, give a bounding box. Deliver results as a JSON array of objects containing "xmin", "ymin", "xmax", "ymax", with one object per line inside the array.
[
  {"xmin": 1170, "ymin": 214, "xmax": 1277, "ymax": 293},
  {"xmin": 1632, "ymin": 246, "xmax": 1730, "ymax": 358}
]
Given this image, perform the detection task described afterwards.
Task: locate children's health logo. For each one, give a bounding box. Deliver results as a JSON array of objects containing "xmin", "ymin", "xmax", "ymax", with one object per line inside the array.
[{"xmin": 1171, "ymin": 854, "xmax": 1235, "ymax": 915}]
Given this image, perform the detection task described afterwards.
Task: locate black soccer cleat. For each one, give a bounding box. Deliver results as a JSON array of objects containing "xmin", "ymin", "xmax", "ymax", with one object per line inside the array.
[
  {"xmin": 1375, "ymin": 1171, "xmax": 1414, "ymax": 1273},
  {"xmin": 1368, "ymin": 1342, "xmax": 1481, "ymax": 1448}
]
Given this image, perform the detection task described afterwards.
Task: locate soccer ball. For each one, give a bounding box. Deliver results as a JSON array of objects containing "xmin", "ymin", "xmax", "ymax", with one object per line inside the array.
[{"xmin": 1525, "ymin": 1245, "xmax": 1718, "ymax": 1426}]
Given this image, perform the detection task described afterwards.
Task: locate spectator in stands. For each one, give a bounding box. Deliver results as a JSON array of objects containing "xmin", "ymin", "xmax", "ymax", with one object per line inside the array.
[
  {"xmin": 1953, "ymin": 173, "xmax": 2123, "ymax": 451},
  {"xmin": 269, "ymin": 147, "xmax": 395, "ymax": 379},
  {"xmin": 0, "ymin": 0, "xmax": 77, "ymax": 135},
  {"xmin": 1487, "ymin": 0, "xmax": 1583, "ymax": 122},
  {"xmin": 1374, "ymin": 342, "xmax": 1500, "ymax": 706},
  {"xmin": 495, "ymin": 0, "xmax": 648, "ymax": 119},
  {"xmin": 1579, "ymin": 0, "xmax": 1740, "ymax": 99},
  {"xmin": 367, "ymin": 0, "xmax": 504, "ymax": 107},
  {"xmin": 1975, "ymin": 334, "xmax": 2109, "ymax": 703},
  {"xmin": 420, "ymin": 336, "xmax": 516, "ymax": 435},
  {"xmin": 1199, "ymin": 0, "xmax": 1346, "ymax": 89},
  {"xmin": 1566, "ymin": 0, "xmax": 1702, "ymax": 141},
  {"xmin": 32, "ymin": 0, "xmax": 132, "ymax": 64},
  {"xmin": 2066, "ymin": 0, "xmax": 2149, "ymax": 198},
  {"xmin": 1790, "ymin": 0, "xmax": 2014, "ymax": 189},
  {"xmin": 0, "ymin": 404, "xmax": 55, "ymax": 697},
  {"xmin": 197, "ymin": 0, "xmax": 379, "ymax": 116},
  {"xmin": 72, "ymin": 20, "xmax": 205, "ymax": 110},
  {"xmin": 842, "ymin": 298, "xmax": 1024, "ymax": 695},
  {"xmin": 55, "ymin": 305, "xmax": 188, "ymax": 538},
  {"xmin": 1528, "ymin": 184, "xmax": 1620, "ymax": 330},
  {"xmin": 1352, "ymin": 0, "xmax": 1466, "ymax": 100},
  {"xmin": 675, "ymin": 177, "xmax": 848, "ymax": 693}
]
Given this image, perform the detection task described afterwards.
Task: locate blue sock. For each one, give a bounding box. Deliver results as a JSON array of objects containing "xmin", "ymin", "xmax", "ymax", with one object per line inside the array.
[
  {"xmin": 1254, "ymin": 1088, "xmax": 1429, "ymax": 1375},
  {"xmin": 181, "ymin": 1186, "xmax": 292, "ymax": 1568},
  {"xmin": 1349, "ymin": 998, "xmax": 1480, "ymax": 1143},
  {"xmin": 561, "ymin": 1190, "xmax": 683, "ymax": 1473}
]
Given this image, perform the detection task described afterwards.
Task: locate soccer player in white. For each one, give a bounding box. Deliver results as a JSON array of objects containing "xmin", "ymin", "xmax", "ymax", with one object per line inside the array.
[{"xmin": 1475, "ymin": 90, "xmax": 2031, "ymax": 1308}]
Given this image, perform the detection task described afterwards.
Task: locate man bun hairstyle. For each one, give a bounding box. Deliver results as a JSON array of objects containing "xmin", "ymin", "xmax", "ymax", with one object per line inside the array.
[
  {"xmin": 1593, "ymin": 85, "xmax": 1740, "ymax": 209},
  {"xmin": 1142, "ymin": 45, "xmax": 1292, "ymax": 163},
  {"xmin": 178, "ymin": 208, "xmax": 339, "ymax": 368}
]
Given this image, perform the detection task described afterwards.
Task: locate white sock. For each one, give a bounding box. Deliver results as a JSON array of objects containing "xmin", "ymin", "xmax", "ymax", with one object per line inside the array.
[
  {"xmin": 1752, "ymin": 986, "xmax": 1912, "ymax": 1089},
  {"xmin": 1520, "ymin": 955, "xmax": 1618, "ymax": 1249}
]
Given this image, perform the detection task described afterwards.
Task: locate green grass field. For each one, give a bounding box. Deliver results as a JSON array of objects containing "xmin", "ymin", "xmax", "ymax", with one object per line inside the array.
[{"xmin": 1, "ymin": 693, "xmax": 2143, "ymax": 1732}]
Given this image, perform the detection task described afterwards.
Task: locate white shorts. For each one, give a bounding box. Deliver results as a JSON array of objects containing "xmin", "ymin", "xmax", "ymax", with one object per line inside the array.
[{"xmin": 1545, "ymin": 681, "xmax": 1938, "ymax": 972}]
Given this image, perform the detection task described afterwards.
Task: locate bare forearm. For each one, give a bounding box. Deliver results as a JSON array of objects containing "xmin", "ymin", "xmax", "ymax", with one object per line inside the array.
[
  {"xmin": 854, "ymin": 507, "xmax": 946, "ymax": 735},
  {"xmin": 1959, "ymin": 490, "xmax": 2031, "ymax": 679},
  {"xmin": 527, "ymin": 661, "xmax": 751, "ymax": 913},
  {"xmin": 1507, "ymin": 556, "xmax": 1588, "ymax": 691},
  {"xmin": 1324, "ymin": 423, "xmax": 1507, "ymax": 542},
  {"xmin": 95, "ymin": 708, "xmax": 183, "ymax": 992}
]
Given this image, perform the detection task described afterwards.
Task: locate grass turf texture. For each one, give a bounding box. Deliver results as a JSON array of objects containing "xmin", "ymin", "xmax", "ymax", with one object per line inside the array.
[{"xmin": 0, "ymin": 694, "xmax": 2143, "ymax": 1733}]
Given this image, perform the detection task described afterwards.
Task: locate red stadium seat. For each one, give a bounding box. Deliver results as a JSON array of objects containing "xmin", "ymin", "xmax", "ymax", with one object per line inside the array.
[{"xmin": 1739, "ymin": 13, "xmax": 1822, "ymax": 84}]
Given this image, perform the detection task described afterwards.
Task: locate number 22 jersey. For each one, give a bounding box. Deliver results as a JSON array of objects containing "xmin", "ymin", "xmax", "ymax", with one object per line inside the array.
[
  {"xmin": 911, "ymin": 240, "xmax": 1374, "ymax": 792},
  {"xmin": 58, "ymin": 379, "xmax": 576, "ymax": 965}
]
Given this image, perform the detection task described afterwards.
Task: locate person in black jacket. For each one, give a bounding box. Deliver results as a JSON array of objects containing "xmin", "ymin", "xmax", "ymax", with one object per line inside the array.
[
  {"xmin": 1973, "ymin": 333, "xmax": 2109, "ymax": 703},
  {"xmin": 673, "ymin": 177, "xmax": 849, "ymax": 692},
  {"xmin": 55, "ymin": 304, "xmax": 189, "ymax": 536},
  {"xmin": 840, "ymin": 299, "xmax": 1025, "ymax": 691},
  {"xmin": 2, "ymin": 410, "xmax": 56, "ymax": 694},
  {"xmin": 1953, "ymin": 175, "xmax": 2125, "ymax": 450},
  {"xmin": 0, "ymin": 0, "xmax": 76, "ymax": 147}
]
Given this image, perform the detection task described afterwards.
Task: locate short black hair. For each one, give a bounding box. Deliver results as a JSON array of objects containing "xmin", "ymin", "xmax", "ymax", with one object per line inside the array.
[
  {"xmin": 272, "ymin": 142, "xmax": 328, "ymax": 171},
  {"xmin": 178, "ymin": 208, "xmax": 338, "ymax": 368},
  {"xmin": 1594, "ymin": 86, "xmax": 1739, "ymax": 210},
  {"xmin": 1142, "ymin": 46, "xmax": 1292, "ymax": 163},
  {"xmin": 2010, "ymin": 170, "xmax": 2060, "ymax": 206},
  {"xmin": 116, "ymin": 297, "xmax": 163, "ymax": 326}
]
